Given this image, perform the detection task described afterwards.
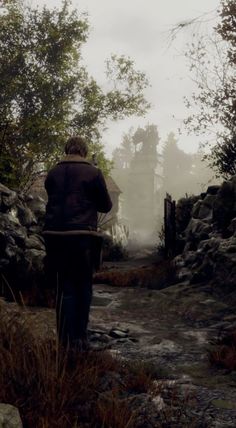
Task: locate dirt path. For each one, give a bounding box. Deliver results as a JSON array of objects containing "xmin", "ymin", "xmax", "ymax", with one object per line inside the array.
[
  {"xmin": 90, "ymin": 275, "xmax": 236, "ymax": 427},
  {"xmin": 19, "ymin": 256, "xmax": 236, "ymax": 427}
]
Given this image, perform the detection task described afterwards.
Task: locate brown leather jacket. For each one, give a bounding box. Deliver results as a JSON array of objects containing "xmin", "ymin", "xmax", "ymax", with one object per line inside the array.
[{"xmin": 44, "ymin": 155, "xmax": 112, "ymax": 231}]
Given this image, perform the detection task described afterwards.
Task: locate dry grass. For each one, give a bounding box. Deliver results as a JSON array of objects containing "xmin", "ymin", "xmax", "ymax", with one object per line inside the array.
[
  {"xmin": 0, "ymin": 298, "xmax": 199, "ymax": 428},
  {"xmin": 0, "ymin": 301, "xmax": 160, "ymax": 428},
  {"xmin": 94, "ymin": 260, "xmax": 177, "ymax": 289},
  {"xmin": 1, "ymin": 260, "xmax": 177, "ymax": 308},
  {"xmin": 209, "ymin": 330, "xmax": 236, "ymax": 371}
]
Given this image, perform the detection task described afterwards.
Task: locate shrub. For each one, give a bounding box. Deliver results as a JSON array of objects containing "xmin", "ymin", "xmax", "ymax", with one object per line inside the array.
[{"xmin": 208, "ymin": 330, "xmax": 236, "ymax": 371}]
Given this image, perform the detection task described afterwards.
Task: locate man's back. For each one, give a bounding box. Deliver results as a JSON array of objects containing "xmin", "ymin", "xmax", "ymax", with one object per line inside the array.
[{"xmin": 44, "ymin": 156, "xmax": 112, "ymax": 231}]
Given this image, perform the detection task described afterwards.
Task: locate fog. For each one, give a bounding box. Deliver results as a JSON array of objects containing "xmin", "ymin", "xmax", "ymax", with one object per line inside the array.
[
  {"xmin": 111, "ymin": 127, "xmax": 218, "ymax": 243},
  {"xmin": 32, "ymin": 0, "xmax": 221, "ymax": 242}
]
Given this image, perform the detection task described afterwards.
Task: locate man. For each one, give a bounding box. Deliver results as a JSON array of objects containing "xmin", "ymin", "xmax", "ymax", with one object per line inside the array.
[{"xmin": 43, "ymin": 136, "xmax": 112, "ymax": 350}]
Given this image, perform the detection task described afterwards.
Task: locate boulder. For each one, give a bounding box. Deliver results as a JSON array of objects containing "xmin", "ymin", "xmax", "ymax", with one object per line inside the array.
[
  {"xmin": 192, "ymin": 195, "xmax": 215, "ymax": 221},
  {"xmin": 0, "ymin": 403, "xmax": 23, "ymax": 428},
  {"xmin": 25, "ymin": 195, "xmax": 46, "ymax": 223},
  {"xmin": 213, "ymin": 237, "xmax": 236, "ymax": 291},
  {"xmin": 24, "ymin": 248, "xmax": 45, "ymax": 273},
  {"xmin": 202, "ymin": 194, "xmax": 217, "ymax": 208},
  {"xmin": 206, "ymin": 185, "xmax": 220, "ymax": 195},
  {"xmin": 185, "ymin": 218, "xmax": 212, "ymax": 241},
  {"xmin": 213, "ymin": 180, "xmax": 236, "ymax": 230},
  {"xmin": 25, "ymin": 234, "xmax": 45, "ymax": 251},
  {"xmin": 176, "ymin": 195, "xmax": 200, "ymax": 233},
  {"xmin": 198, "ymin": 203, "xmax": 212, "ymax": 221},
  {"xmin": 0, "ymin": 183, "xmax": 18, "ymax": 212},
  {"xmin": 16, "ymin": 203, "xmax": 37, "ymax": 227},
  {"xmin": 191, "ymin": 200, "xmax": 202, "ymax": 219}
]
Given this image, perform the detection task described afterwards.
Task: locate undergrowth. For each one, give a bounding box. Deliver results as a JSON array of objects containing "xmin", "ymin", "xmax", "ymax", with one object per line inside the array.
[
  {"xmin": 209, "ymin": 330, "xmax": 236, "ymax": 371},
  {"xmin": 94, "ymin": 259, "xmax": 177, "ymax": 289},
  {"xmin": 0, "ymin": 300, "xmax": 200, "ymax": 427},
  {"xmin": 0, "ymin": 302, "xmax": 158, "ymax": 428}
]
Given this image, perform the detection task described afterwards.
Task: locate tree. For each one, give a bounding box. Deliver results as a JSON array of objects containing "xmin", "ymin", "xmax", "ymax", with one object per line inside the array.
[
  {"xmin": 0, "ymin": 0, "xmax": 150, "ymax": 189},
  {"xmin": 184, "ymin": 0, "xmax": 236, "ymax": 178},
  {"xmin": 112, "ymin": 124, "xmax": 160, "ymax": 169},
  {"xmin": 162, "ymin": 132, "xmax": 193, "ymax": 198},
  {"xmin": 112, "ymin": 128, "xmax": 134, "ymax": 169}
]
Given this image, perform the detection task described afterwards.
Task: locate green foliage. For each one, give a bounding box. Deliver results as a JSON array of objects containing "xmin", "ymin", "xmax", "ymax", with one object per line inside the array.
[
  {"xmin": 184, "ymin": 0, "xmax": 236, "ymax": 178},
  {"xmin": 0, "ymin": 0, "xmax": 150, "ymax": 189}
]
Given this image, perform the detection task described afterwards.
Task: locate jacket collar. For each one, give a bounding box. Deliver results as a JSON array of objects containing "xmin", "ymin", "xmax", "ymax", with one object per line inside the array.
[{"xmin": 58, "ymin": 154, "xmax": 92, "ymax": 165}]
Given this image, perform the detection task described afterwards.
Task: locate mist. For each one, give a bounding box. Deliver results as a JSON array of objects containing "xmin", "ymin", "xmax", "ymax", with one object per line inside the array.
[{"xmin": 111, "ymin": 126, "xmax": 218, "ymax": 245}]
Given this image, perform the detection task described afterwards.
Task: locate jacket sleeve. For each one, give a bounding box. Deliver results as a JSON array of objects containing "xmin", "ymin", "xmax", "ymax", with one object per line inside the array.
[{"xmin": 94, "ymin": 169, "xmax": 113, "ymax": 213}]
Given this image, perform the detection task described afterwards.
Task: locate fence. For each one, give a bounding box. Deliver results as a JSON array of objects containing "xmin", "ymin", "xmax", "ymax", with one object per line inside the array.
[{"xmin": 164, "ymin": 193, "xmax": 176, "ymax": 258}]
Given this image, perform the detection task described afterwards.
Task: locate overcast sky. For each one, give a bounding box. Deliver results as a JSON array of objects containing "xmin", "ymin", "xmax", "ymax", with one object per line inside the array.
[{"xmin": 33, "ymin": 0, "xmax": 220, "ymax": 157}]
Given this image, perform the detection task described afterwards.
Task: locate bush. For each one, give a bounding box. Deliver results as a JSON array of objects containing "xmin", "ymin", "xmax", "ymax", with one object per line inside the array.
[{"xmin": 102, "ymin": 235, "xmax": 128, "ymax": 261}]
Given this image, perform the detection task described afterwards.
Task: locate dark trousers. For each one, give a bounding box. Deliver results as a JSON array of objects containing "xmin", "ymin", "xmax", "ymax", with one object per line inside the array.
[{"xmin": 44, "ymin": 235, "xmax": 94, "ymax": 347}]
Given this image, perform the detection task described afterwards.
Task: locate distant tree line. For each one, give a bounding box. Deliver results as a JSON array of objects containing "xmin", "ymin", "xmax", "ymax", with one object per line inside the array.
[{"xmin": 112, "ymin": 127, "xmax": 215, "ymax": 201}]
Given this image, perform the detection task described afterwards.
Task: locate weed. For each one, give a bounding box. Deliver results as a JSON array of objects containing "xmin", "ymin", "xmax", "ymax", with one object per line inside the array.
[
  {"xmin": 94, "ymin": 260, "xmax": 177, "ymax": 290},
  {"xmin": 208, "ymin": 330, "xmax": 236, "ymax": 371}
]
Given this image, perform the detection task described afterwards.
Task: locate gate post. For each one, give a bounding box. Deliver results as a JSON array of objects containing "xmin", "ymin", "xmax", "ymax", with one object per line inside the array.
[{"xmin": 164, "ymin": 193, "xmax": 176, "ymax": 258}]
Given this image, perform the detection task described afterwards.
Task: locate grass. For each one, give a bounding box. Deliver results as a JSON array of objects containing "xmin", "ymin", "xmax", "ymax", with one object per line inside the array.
[
  {"xmin": 0, "ymin": 300, "xmax": 159, "ymax": 428},
  {"xmin": 0, "ymin": 298, "xmax": 199, "ymax": 427},
  {"xmin": 94, "ymin": 260, "xmax": 177, "ymax": 290},
  {"xmin": 209, "ymin": 330, "xmax": 236, "ymax": 371}
]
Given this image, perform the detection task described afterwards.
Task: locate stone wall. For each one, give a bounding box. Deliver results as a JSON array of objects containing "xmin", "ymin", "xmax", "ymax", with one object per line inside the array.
[
  {"xmin": 0, "ymin": 183, "xmax": 46, "ymax": 300},
  {"xmin": 175, "ymin": 176, "xmax": 236, "ymax": 292}
]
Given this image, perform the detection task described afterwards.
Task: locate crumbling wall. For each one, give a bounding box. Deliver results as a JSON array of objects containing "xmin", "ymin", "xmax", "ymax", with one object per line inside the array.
[{"xmin": 175, "ymin": 176, "xmax": 236, "ymax": 291}]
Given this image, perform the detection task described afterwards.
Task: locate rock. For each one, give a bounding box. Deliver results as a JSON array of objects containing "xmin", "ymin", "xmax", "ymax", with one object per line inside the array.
[
  {"xmin": 10, "ymin": 229, "xmax": 27, "ymax": 248},
  {"xmin": 197, "ymin": 237, "xmax": 221, "ymax": 253},
  {"xmin": 177, "ymin": 267, "xmax": 193, "ymax": 282},
  {"xmin": 190, "ymin": 256, "xmax": 214, "ymax": 284},
  {"xmin": 175, "ymin": 176, "xmax": 236, "ymax": 291},
  {"xmin": 16, "ymin": 203, "xmax": 37, "ymax": 227},
  {"xmin": 0, "ymin": 183, "xmax": 18, "ymax": 212},
  {"xmin": 202, "ymin": 194, "xmax": 217, "ymax": 207},
  {"xmin": 213, "ymin": 180, "xmax": 236, "ymax": 230},
  {"xmin": 0, "ymin": 185, "xmax": 49, "ymax": 302},
  {"xmin": 24, "ymin": 249, "xmax": 45, "ymax": 273},
  {"xmin": 191, "ymin": 200, "xmax": 202, "ymax": 219},
  {"xmin": 185, "ymin": 218, "xmax": 212, "ymax": 241},
  {"xmin": 184, "ymin": 251, "xmax": 200, "ymax": 266},
  {"xmin": 25, "ymin": 234, "xmax": 45, "ymax": 251},
  {"xmin": 176, "ymin": 195, "xmax": 200, "ymax": 233},
  {"xmin": 0, "ymin": 403, "xmax": 23, "ymax": 428},
  {"xmin": 109, "ymin": 328, "xmax": 129, "ymax": 339},
  {"xmin": 25, "ymin": 195, "xmax": 46, "ymax": 223},
  {"xmin": 198, "ymin": 203, "xmax": 212, "ymax": 220},
  {"xmin": 192, "ymin": 197, "xmax": 214, "ymax": 221},
  {"xmin": 228, "ymin": 217, "xmax": 236, "ymax": 235},
  {"xmin": 206, "ymin": 185, "xmax": 220, "ymax": 195}
]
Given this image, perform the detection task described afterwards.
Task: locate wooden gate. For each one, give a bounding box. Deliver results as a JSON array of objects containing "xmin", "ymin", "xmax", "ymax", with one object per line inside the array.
[{"xmin": 164, "ymin": 193, "xmax": 176, "ymax": 258}]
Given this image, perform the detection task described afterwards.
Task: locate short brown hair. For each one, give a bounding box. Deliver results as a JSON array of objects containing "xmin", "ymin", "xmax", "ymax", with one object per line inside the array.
[{"xmin": 65, "ymin": 136, "xmax": 88, "ymax": 157}]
